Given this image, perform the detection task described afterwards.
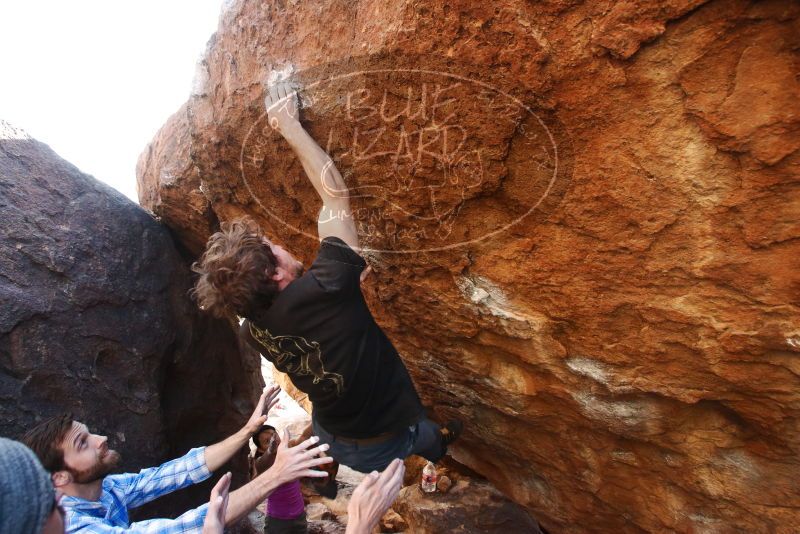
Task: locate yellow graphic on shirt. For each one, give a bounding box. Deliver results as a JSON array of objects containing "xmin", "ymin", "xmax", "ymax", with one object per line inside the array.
[{"xmin": 248, "ymin": 322, "xmax": 344, "ymax": 397}]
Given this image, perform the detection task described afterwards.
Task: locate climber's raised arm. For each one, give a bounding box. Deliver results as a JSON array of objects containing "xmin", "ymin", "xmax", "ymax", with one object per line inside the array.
[{"xmin": 265, "ymin": 82, "xmax": 359, "ymax": 250}]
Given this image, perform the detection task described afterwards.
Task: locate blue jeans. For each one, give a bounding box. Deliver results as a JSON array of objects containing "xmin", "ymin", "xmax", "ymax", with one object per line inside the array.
[{"xmin": 312, "ymin": 416, "xmax": 443, "ymax": 473}]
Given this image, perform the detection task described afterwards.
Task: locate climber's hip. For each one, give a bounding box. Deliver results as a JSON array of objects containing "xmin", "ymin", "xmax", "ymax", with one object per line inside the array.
[{"xmin": 312, "ymin": 416, "xmax": 442, "ymax": 473}]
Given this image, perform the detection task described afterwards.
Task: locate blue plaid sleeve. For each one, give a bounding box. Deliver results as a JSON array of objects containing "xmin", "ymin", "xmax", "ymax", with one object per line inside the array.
[
  {"xmin": 106, "ymin": 447, "xmax": 211, "ymax": 510},
  {"xmin": 65, "ymin": 503, "xmax": 208, "ymax": 534}
]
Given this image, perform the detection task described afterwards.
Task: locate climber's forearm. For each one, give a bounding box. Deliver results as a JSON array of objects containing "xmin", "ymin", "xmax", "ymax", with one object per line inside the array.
[
  {"xmin": 280, "ymin": 121, "xmax": 359, "ymax": 249},
  {"xmin": 281, "ymin": 121, "xmax": 349, "ymax": 210},
  {"xmin": 204, "ymin": 428, "xmax": 250, "ymax": 472},
  {"xmin": 223, "ymin": 469, "xmax": 282, "ymax": 525}
]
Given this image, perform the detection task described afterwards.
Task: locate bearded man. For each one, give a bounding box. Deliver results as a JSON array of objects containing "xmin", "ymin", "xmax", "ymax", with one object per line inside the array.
[{"xmin": 22, "ymin": 387, "xmax": 332, "ymax": 533}]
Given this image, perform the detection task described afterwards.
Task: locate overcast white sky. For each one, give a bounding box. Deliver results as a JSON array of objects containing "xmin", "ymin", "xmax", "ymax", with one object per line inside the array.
[{"xmin": 0, "ymin": 0, "xmax": 224, "ymax": 202}]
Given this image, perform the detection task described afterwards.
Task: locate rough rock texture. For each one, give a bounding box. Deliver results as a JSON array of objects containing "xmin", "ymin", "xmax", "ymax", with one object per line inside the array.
[
  {"xmin": 137, "ymin": 105, "xmax": 220, "ymax": 256},
  {"xmin": 264, "ymin": 362, "xmax": 537, "ymax": 533},
  {"xmin": 137, "ymin": 1, "xmax": 800, "ymax": 531},
  {"xmin": 394, "ymin": 480, "xmax": 542, "ymax": 533},
  {"xmin": 0, "ymin": 123, "xmax": 263, "ymax": 514},
  {"xmin": 397, "ymin": 455, "xmax": 541, "ymax": 532}
]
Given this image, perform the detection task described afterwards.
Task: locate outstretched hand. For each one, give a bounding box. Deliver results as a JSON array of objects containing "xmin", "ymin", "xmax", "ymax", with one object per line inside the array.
[
  {"xmin": 265, "ymin": 81, "xmax": 300, "ymax": 132},
  {"xmin": 268, "ymin": 429, "xmax": 333, "ymax": 485},
  {"xmin": 202, "ymin": 472, "xmax": 231, "ymax": 534},
  {"xmin": 243, "ymin": 385, "xmax": 280, "ymax": 436},
  {"xmin": 345, "ymin": 458, "xmax": 406, "ymax": 534}
]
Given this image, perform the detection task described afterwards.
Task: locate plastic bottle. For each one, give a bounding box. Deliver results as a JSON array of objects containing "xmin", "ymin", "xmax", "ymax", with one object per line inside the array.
[{"xmin": 421, "ymin": 461, "xmax": 438, "ymax": 493}]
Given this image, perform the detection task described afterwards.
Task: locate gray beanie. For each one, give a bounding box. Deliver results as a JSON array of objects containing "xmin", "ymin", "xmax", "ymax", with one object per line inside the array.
[{"xmin": 0, "ymin": 437, "xmax": 56, "ymax": 534}]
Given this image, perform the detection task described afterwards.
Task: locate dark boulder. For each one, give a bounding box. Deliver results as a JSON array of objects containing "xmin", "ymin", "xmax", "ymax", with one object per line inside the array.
[{"xmin": 0, "ymin": 122, "xmax": 261, "ymax": 515}]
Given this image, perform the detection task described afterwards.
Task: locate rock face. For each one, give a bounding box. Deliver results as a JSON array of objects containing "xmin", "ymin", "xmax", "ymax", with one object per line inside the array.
[
  {"xmin": 396, "ymin": 455, "xmax": 542, "ymax": 532},
  {"xmin": 0, "ymin": 123, "xmax": 262, "ymax": 513},
  {"xmin": 394, "ymin": 480, "xmax": 542, "ymax": 533},
  {"xmin": 137, "ymin": 1, "xmax": 800, "ymax": 531}
]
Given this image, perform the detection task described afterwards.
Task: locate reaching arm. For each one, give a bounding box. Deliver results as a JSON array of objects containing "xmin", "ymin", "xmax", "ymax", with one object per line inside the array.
[
  {"xmin": 223, "ymin": 430, "xmax": 333, "ymax": 525},
  {"xmin": 111, "ymin": 447, "xmax": 212, "ymax": 510},
  {"xmin": 265, "ymin": 82, "xmax": 359, "ymax": 250},
  {"xmin": 202, "ymin": 473, "xmax": 231, "ymax": 534},
  {"xmin": 253, "ymin": 449, "xmax": 275, "ymax": 475},
  {"xmin": 204, "ymin": 386, "xmax": 279, "ymax": 472},
  {"xmin": 64, "ymin": 502, "xmax": 210, "ymax": 533},
  {"xmin": 77, "ymin": 430, "xmax": 331, "ymax": 532},
  {"xmin": 110, "ymin": 387, "xmax": 278, "ymax": 510},
  {"xmin": 345, "ymin": 458, "xmax": 406, "ymax": 534}
]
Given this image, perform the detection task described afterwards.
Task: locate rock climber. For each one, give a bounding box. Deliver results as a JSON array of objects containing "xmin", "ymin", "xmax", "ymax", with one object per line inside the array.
[{"xmin": 192, "ymin": 81, "xmax": 463, "ymax": 479}]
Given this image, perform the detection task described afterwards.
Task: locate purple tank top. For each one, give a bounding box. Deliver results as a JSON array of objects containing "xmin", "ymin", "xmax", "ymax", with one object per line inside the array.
[{"xmin": 266, "ymin": 480, "xmax": 304, "ymax": 520}]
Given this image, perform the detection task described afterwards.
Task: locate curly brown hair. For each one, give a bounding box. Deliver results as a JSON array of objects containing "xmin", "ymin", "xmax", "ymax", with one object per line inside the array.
[{"xmin": 192, "ymin": 217, "xmax": 279, "ymax": 319}]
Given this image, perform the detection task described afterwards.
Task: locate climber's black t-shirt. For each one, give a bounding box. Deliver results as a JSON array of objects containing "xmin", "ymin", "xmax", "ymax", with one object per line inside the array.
[{"xmin": 240, "ymin": 236, "xmax": 424, "ymax": 438}]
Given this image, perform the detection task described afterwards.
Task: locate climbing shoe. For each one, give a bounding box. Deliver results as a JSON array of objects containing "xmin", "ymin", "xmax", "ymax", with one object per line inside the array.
[{"xmin": 439, "ymin": 419, "xmax": 463, "ymax": 456}]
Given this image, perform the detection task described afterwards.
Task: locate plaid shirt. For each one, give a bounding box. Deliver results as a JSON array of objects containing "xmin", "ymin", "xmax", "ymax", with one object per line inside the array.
[{"xmin": 61, "ymin": 447, "xmax": 212, "ymax": 533}]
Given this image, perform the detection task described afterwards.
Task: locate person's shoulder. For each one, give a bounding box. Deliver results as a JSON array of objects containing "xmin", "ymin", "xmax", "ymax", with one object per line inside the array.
[
  {"xmin": 317, "ymin": 236, "xmax": 366, "ymax": 266},
  {"xmin": 309, "ymin": 238, "xmax": 366, "ymax": 294},
  {"xmin": 319, "ymin": 235, "xmax": 358, "ymax": 253}
]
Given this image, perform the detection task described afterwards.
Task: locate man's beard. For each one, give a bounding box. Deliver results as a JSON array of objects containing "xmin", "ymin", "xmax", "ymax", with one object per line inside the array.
[
  {"xmin": 70, "ymin": 449, "xmax": 121, "ymax": 484},
  {"xmin": 293, "ymin": 262, "xmax": 305, "ymax": 279}
]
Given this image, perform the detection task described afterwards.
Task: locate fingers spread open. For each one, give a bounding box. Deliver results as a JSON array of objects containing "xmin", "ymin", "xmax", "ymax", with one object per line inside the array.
[
  {"xmin": 256, "ymin": 387, "xmax": 273, "ymax": 409},
  {"xmin": 295, "ymin": 435, "xmax": 321, "ymax": 451},
  {"xmin": 279, "ymin": 428, "xmax": 291, "ymax": 449},
  {"xmin": 306, "ymin": 455, "xmax": 334, "ymax": 468},
  {"xmin": 303, "ymin": 468, "xmax": 332, "ymax": 478},
  {"xmin": 266, "ymin": 389, "xmax": 279, "ymax": 406},
  {"xmin": 266, "ymin": 385, "xmax": 280, "ymax": 400},
  {"xmin": 303, "ymin": 443, "xmax": 330, "ymax": 458}
]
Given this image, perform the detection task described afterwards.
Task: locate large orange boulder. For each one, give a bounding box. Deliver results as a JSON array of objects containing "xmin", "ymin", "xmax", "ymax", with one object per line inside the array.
[{"xmin": 137, "ymin": 1, "xmax": 800, "ymax": 531}]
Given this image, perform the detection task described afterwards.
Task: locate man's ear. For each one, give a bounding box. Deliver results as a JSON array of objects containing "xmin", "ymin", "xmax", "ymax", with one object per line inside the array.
[
  {"xmin": 271, "ymin": 268, "xmax": 285, "ymax": 282},
  {"xmin": 52, "ymin": 470, "xmax": 72, "ymax": 488}
]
